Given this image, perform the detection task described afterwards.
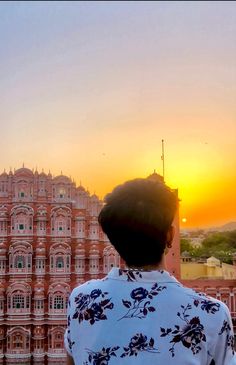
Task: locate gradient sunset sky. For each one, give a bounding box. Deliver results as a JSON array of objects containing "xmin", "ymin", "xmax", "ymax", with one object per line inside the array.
[{"xmin": 1, "ymin": 1, "xmax": 236, "ymax": 228}]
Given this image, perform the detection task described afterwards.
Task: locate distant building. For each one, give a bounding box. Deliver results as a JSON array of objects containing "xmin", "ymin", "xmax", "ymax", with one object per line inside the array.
[{"xmin": 181, "ymin": 256, "xmax": 222, "ymax": 280}]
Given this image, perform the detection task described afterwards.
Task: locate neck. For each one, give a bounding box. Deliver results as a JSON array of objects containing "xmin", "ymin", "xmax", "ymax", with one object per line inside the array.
[{"xmin": 128, "ymin": 254, "xmax": 166, "ymax": 271}]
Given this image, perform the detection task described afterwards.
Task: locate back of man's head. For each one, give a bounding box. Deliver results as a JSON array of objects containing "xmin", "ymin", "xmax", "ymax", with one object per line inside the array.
[{"xmin": 98, "ymin": 178, "xmax": 177, "ymax": 267}]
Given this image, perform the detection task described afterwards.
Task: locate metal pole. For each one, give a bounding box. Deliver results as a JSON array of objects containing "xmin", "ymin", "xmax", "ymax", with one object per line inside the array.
[{"xmin": 162, "ymin": 139, "xmax": 165, "ymax": 181}]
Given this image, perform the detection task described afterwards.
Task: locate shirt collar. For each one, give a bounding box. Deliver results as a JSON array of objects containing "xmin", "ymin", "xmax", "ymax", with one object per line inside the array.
[{"xmin": 107, "ymin": 267, "xmax": 181, "ymax": 284}]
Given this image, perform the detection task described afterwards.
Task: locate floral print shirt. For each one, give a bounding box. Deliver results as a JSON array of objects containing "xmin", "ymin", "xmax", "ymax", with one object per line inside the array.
[{"xmin": 64, "ymin": 268, "xmax": 236, "ymax": 365}]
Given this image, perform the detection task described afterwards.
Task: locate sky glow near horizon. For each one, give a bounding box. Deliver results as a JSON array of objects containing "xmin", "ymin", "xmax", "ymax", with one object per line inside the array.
[{"xmin": 0, "ymin": 1, "xmax": 236, "ymax": 228}]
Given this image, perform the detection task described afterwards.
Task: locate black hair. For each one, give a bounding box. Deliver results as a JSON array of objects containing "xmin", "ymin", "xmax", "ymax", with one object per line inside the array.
[{"xmin": 98, "ymin": 178, "xmax": 177, "ymax": 267}]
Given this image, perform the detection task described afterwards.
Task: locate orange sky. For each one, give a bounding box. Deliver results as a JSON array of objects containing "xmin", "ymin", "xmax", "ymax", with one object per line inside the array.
[{"xmin": 1, "ymin": 2, "xmax": 236, "ymax": 228}]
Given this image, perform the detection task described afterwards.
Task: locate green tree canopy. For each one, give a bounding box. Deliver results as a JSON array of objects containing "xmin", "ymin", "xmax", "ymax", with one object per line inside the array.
[{"xmin": 180, "ymin": 230, "xmax": 236, "ymax": 264}]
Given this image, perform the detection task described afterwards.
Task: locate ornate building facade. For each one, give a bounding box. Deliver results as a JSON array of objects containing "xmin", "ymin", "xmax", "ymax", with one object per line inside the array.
[
  {"xmin": 0, "ymin": 167, "xmax": 235, "ymax": 364},
  {"xmin": 0, "ymin": 167, "xmax": 121, "ymax": 364}
]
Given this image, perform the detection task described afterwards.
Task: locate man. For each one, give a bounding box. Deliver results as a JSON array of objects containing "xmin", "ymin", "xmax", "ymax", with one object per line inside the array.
[{"xmin": 65, "ymin": 178, "xmax": 236, "ymax": 365}]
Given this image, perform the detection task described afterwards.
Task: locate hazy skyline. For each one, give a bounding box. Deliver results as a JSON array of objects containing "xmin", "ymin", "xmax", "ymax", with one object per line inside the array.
[{"xmin": 1, "ymin": 1, "xmax": 236, "ymax": 228}]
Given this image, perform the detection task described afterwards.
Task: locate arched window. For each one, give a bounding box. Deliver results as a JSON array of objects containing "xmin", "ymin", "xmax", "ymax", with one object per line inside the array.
[
  {"xmin": 49, "ymin": 243, "xmax": 71, "ymax": 273},
  {"xmin": 76, "ymin": 258, "xmax": 85, "ymax": 273},
  {"xmin": 9, "ymin": 242, "xmax": 32, "ymax": 273},
  {"xmin": 7, "ymin": 327, "xmax": 30, "ymax": 353},
  {"xmin": 89, "ymin": 195, "xmax": 102, "ymax": 217},
  {"xmin": 54, "ymin": 295, "xmax": 64, "ymax": 310},
  {"xmin": 75, "ymin": 215, "xmax": 85, "ymax": 238},
  {"xmin": 13, "ymin": 333, "xmax": 24, "ymax": 349},
  {"xmin": 49, "ymin": 294, "xmax": 65, "ymax": 312},
  {"xmin": 54, "ymin": 331, "xmax": 63, "ymax": 349},
  {"xmin": 51, "ymin": 207, "xmax": 71, "ymax": 236},
  {"xmin": 13, "ymin": 294, "xmax": 24, "ymax": 309},
  {"xmin": 11, "ymin": 205, "xmax": 34, "ymax": 235},
  {"xmin": 48, "ymin": 283, "xmax": 70, "ymax": 314},
  {"xmin": 7, "ymin": 284, "xmax": 31, "ymax": 314},
  {"xmin": 89, "ymin": 217, "xmax": 99, "ymax": 240},
  {"xmin": 52, "ymin": 175, "xmax": 72, "ymax": 202},
  {"xmin": 0, "ymin": 205, "xmax": 8, "ymax": 236},
  {"xmin": 14, "ymin": 179, "xmax": 33, "ymax": 200},
  {"xmin": 103, "ymin": 246, "xmax": 120, "ymax": 273},
  {"xmin": 48, "ymin": 327, "xmax": 65, "ymax": 352},
  {"xmin": 36, "ymin": 206, "xmax": 47, "ymax": 236}
]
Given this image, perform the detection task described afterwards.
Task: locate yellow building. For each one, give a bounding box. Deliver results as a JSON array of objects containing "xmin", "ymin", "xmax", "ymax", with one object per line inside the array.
[{"xmin": 180, "ymin": 256, "xmax": 230, "ymax": 280}]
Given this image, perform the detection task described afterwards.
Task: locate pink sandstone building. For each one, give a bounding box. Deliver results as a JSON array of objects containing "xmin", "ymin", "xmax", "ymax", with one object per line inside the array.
[{"xmin": 0, "ymin": 167, "xmax": 235, "ymax": 364}]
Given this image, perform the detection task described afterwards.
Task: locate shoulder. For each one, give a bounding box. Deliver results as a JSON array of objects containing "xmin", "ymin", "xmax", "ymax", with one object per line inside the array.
[
  {"xmin": 180, "ymin": 285, "xmax": 231, "ymax": 319},
  {"xmin": 70, "ymin": 279, "xmax": 106, "ymax": 299}
]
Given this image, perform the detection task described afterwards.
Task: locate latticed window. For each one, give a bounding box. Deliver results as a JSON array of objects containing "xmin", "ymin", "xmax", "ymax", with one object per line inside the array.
[
  {"xmin": 0, "ymin": 260, "xmax": 5, "ymax": 270},
  {"xmin": 56, "ymin": 257, "xmax": 64, "ymax": 269},
  {"xmin": 36, "ymin": 259, "xmax": 44, "ymax": 269},
  {"xmin": 38, "ymin": 221, "xmax": 46, "ymax": 232},
  {"xmin": 13, "ymin": 295, "xmax": 24, "ymax": 309},
  {"xmin": 54, "ymin": 332, "xmax": 63, "ymax": 348},
  {"xmin": 35, "ymin": 300, "xmax": 44, "ymax": 310},
  {"xmin": 15, "ymin": 255, "xmax": 25, "ymax": 269},
  {"xmin": 13, "ymin": 334, "xmax": 24, "ymax": 349},
  {"xmin": 26, "ymin": 296, "xmax": 30, "ymax": 309},
  {"xmin": 54, "ymin": 295, "xmax": 64, "ymax": 310},
  {"xmin": 0, "ymin": 299, "xmax": 4, "ymax": 311}
]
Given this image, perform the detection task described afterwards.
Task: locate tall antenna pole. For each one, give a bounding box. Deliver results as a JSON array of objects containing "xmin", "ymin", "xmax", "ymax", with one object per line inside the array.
[{"xmin": 161, "ymin": 139, "xmax": 165, "ymax": 181}]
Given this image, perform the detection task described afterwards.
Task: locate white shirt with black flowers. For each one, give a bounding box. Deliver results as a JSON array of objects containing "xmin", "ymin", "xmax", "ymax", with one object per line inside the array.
[{"xmin": 64, "ymin": 268, "xmax": 236, "ymax": 365}]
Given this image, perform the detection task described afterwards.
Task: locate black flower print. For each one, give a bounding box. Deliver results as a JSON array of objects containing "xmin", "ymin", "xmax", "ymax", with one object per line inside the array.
[
  {"xmin": 131, "ymin": 287, "xmax": 149, "ymax": 301},
  {"xmin": 218, "ymin": 320, "xmax": 235, "ymax": 354},
  {"xmin": 67, "ymin": 330, "xmax": 75, "ymax": 351},
  {"xmin": 73, "ymin": 289, "xmax": 114, "ymax": 325},
  {"xmin": 83, "ymin": 346, "xmax": 120, "ymax": 365},
  {"xmin": 161, "ymin": 304, "xmax": 206, "ymax": 357},
  {"xmin": 66, "ymin": 315, "xmax": 75, "ymax": 350},
  {"xmin": 121, "ymin": 333, "xmax": 159, "ymax": 358},
  {"xmin": 118, "ymin": 269, "xmax": 143, "ymax": 281},
  {"xmin": 193, "ymin": 299, "xmax": 220, "ymax": 314},
  {"xmin": 118, "ymin": 283, "xmax": 166, "ymax": 320}
]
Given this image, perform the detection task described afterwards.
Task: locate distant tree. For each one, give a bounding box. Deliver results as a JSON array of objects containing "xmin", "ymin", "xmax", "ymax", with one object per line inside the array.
[
  {"xmin": 198, "ymin": 230, "xmax": 236, "ymax": 264},
  {"xmin": 180, "ymin": 238, "xmax": 192, "ymax": 253}
]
